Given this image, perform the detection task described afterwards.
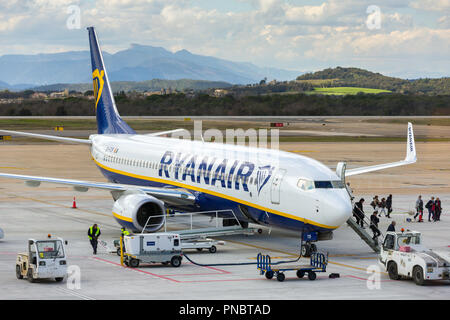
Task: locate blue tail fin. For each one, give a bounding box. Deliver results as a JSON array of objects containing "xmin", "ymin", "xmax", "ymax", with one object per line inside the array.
[{"xmin": 87, "ymin": 27, "xmax": 135, "ymax": 134}]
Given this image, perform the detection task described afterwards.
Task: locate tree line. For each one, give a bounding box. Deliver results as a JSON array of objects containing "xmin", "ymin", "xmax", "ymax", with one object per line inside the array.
[{"xmin": 1, "ymin": 92, "xmax": 449, "ymax": 116}]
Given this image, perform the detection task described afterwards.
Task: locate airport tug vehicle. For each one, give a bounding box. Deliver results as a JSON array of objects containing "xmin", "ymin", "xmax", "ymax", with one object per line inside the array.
[
  {"xmin": 379, "ymin": 231, "xmax": 450, "ymax": 285},
  {"xmin": 122, "ymin": 233, "xmax": 183, "ymax": 268},
  {"xmin": 16, "ymin": 237, "xmax": 68, "ymax": 282},
  {"xmin": 257, "ymin": 252, "xmax": 328, "ymax": 282}
]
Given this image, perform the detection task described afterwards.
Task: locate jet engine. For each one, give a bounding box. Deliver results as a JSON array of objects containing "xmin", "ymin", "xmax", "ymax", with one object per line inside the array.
[{"xmin": 112, "ymin": 192, "xmax": 165, "ymax": 232}]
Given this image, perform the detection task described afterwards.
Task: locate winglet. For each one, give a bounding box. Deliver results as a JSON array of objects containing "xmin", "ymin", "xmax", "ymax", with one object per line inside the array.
[
  {"xmin": 405, "ymin": 122, "xmax": 417, "ymax": 163},
  {"xmin": 345, "ymin": 122, "xmax": 418, "ymax": 177}
]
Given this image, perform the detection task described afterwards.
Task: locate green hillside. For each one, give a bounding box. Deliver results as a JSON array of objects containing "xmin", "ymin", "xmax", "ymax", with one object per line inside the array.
[
  {"xmin": 306, "ymin": 87, "xmax": 391, "ymax": 95},
  {"xmin": 297, "ymin": 67, "xmax": 450, "ymax": 95}
]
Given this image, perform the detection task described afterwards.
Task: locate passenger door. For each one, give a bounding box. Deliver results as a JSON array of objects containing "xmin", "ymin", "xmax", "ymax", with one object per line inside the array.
[{"xmin": 270, "ymin": 169, "xmax": 286, "ymax": 205}]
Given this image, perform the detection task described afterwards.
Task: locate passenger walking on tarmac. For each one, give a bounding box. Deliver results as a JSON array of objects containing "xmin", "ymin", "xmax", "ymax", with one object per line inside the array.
[
  {"xmin": 425, "ymin": 197, "xmax": 435, "ymax": 222},
  {"xmin": 386, "ymin": 194, "xmax": 393, "ymax": 218},
  {"xmin": 370, "ymin": 211, "xmax": 381, "ymax": 241},
  {"xmin": 379, "ymin": 198, "xmax": 387, "ymax": 217},
  {"xmin": 353, "ymin": 198, "xmax": 365, "ymax": 228},
  {"xmin": 88, "ymin": 224, "xmax": 101, "ymax": 255},
  {"xmin": 435, "ymin": 197, "xmax": 442, "ymax": 221},
  {"xmin": 387, "ymin": 221, "xmax": 396, "ymax": 232},
  {"xmin": 414, "ymin": 195, "xmax": 424, "ymax": 222},
  {"xmin": 370, "ymin": 196, "xmax": 380, "ymax": 214}
]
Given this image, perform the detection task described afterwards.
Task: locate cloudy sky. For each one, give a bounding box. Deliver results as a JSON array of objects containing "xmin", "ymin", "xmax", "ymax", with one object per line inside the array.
[{"xmin": 0, "ymin": 0, "xmax": 449, "ymax": 78}]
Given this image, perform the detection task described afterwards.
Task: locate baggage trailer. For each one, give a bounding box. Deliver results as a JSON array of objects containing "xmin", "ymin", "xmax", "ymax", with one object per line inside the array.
[
  {"xmin": 257, "ymin": 252, "xmax": 328, "ymax": 282},
  {"xmin": 123, "ymin": 233, "xmax": 182, "ymax": 268}
]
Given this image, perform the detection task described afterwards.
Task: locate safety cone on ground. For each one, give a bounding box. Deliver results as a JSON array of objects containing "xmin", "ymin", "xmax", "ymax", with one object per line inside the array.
[{"xmin": 72, "ymin": 196, "xmax": 77, "ymax": 209}]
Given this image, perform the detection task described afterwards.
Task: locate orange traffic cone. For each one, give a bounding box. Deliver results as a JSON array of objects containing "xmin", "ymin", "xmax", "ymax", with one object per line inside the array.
[{"xmin": 72, "ymin": 196, "xmax": 77, "ymax": 209}]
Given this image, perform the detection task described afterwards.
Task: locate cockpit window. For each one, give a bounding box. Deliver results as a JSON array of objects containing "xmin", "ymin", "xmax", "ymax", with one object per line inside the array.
[
  {"xmin": 297, "ymin": 179, "xmax": 315, "ymax": 191},
  {"xmin": 314, "ymin": 181, "xmax": 345, "ymax": 189}
]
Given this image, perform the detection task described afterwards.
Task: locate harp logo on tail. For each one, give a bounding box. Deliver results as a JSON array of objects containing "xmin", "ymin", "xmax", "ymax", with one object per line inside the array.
[
  {"xmin": 256, "ymin": 165, "xmax": 273, "ymax": 195},
  {"xmin": 92, "ymin": 69, "xmax": 105, "ymax": 109}
]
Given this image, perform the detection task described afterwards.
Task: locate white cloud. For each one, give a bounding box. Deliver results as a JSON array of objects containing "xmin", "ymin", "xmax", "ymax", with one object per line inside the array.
[
  {"xmin": 410, "ymin": 0, "xmax": 450, "ymax": 11},
  {"xmin": 0, "ymin": 0, "xmax": 447, "ymax": 78}
]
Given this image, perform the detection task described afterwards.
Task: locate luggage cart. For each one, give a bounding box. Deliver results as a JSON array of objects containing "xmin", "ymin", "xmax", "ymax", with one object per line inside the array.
[{"xmin": 257, "ymin": 252, "xmax": 328, "ymax": 282}]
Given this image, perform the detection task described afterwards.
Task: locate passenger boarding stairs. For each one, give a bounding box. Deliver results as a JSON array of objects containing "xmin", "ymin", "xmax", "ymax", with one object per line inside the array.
[
  {"xmin": 346, "ymin": 215, "xmax": 382, "ymax": 253},
  {"xmin": 343, "ymin": 180, "xmax": 382, "ymax": 253}
]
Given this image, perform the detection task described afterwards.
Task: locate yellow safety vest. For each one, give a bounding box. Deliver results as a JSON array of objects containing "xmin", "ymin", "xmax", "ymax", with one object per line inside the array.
[{"xmin": 88, "ymin": 226, "xmax": 100, "ymax": 240}]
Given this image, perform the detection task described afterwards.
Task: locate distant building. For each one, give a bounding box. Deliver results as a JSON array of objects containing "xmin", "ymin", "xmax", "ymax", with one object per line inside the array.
[
  {"xmin": 30, "ymin": 92, "xmax": 48, "ymax": 99},
  {"xmin": 213, "ymin": 89, "xmax": 229, "ymax": 97},
  {"xmin": 49, "ymin": 89, "xmax": 69, "ymax": 98},
  {"xmin": 143, "ymin": 91, "xmax": 162, "ymax": 97}
]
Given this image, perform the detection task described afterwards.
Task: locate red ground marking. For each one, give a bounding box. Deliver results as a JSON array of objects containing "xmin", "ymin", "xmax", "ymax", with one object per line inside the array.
[{"xmin": 91, "ymin": 256, "xmax": 181, "ymax": 283}]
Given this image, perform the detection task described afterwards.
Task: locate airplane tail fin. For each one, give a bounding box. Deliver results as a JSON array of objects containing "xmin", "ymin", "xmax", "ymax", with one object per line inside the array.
[{"xmin": 87, "ymin": 27, "xmax": 135, "ymax": 135}]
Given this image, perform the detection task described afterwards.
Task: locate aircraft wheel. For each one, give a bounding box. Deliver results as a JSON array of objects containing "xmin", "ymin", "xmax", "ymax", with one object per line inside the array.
[
  {"xmin": 301, "ymin": 244, "xmax": 311, "ymax": 257},
  {"xmin": 276, "ymin": 272, "xmax": 285, "ymax": 282},
  {"xmin": 265, "ymin": 271, "xmax": 274, "ymax": 279},
  {"xmin": 413, "ymin": 266, "xmax": 425, "ymax": 286}
]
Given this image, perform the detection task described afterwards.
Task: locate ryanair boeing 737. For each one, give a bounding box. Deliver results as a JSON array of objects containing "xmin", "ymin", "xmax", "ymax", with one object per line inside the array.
[{"xmin": 0, "ymin": 27, "xmax": 417, "ymax": 246}]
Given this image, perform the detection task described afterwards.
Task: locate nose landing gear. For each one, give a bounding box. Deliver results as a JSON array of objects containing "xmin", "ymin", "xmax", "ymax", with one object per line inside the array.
[{"xmin": 301, "ymin": 242, "xmax": 317, "ymax": 257}]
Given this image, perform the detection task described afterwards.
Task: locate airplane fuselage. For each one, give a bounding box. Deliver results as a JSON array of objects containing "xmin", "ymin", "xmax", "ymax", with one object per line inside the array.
[{"xmin": 90, "ymin": 134, "xmax": 352, "ymax": 234}]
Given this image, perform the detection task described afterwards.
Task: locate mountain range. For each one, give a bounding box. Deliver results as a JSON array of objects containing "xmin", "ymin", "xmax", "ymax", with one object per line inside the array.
[{"xmin": 0, "ymin": 44, "xmax": 301, "ymax": 89}]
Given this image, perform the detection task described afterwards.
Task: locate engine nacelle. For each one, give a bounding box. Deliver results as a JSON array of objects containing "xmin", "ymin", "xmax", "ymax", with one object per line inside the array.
[{"xmin": 112, "ymin": 192, "xmax": 165, "ymax": 232}]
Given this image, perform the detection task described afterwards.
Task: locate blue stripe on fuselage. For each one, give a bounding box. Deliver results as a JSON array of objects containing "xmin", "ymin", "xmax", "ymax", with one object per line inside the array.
[{"xmin": 98, "ymin": 165, "xmax": 330, "ymax": 233}]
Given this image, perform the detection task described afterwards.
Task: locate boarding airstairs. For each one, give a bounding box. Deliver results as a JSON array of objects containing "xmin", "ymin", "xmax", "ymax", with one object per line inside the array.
[
  {"xmin": 346, "ymin": 216, "xmax": 382, "ymax": 253},
  {"xmin": 340, "ymin": 162, "xmax": 382, "ymax": 253}
]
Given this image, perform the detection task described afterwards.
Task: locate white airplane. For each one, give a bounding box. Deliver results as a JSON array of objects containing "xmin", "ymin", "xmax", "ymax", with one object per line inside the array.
[{"xmin": 0, "ymin": 27, "xmax": 417, "ymax": 247}]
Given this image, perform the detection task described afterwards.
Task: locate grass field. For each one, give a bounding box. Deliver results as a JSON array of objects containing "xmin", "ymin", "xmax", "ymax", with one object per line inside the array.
[{"xmin": 306, "ymin": 87, "xmax": 391, "ymax": 95}]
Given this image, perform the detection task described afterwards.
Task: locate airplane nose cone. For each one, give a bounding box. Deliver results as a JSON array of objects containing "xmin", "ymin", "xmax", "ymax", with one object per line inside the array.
[
  {"xmin": 320, "ymin": 190, "xmax": 353, "ymax": 227},
  {"xmin": 334, "ymin": 197, "xmax": 353, "ymax": 226}
]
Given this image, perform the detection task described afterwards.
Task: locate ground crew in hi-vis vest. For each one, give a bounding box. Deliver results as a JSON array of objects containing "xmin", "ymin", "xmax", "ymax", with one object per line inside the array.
[{"xmin": 88, "ymin": 224, "xmax": 101, "ymax": 255}]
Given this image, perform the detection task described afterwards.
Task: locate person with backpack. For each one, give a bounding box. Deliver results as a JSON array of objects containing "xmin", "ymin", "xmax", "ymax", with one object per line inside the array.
[
  {"xmin": 370, "ymin": 196, "xmax": 380, "ymax": 214},
  {"xmin": 425, "ymin": 197, "xmax": 435, "ymax": 222},
  {"xmin": 353, "ymin": 198, "xmax": 365, "ymax": 228},
  {"xmin": 370, "ymin": 211, "xmax": 381, "ymax": 242}
]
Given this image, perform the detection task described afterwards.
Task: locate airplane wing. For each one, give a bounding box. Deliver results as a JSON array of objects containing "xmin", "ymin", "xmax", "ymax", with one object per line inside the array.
[
  {"xmin": 0, "ymin": 172, "xmax": 195, "ymax": 206},
  {"xmin": 345, "ymin": 122, "xmax": 417, "ymax": 177},
  {"xmin": 0, "ymin": 130, "xmax": 91, "ymax": 145},
  {"xmin": 147, "ymin": 129, "xmax": 188, "ymax": 137}
]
